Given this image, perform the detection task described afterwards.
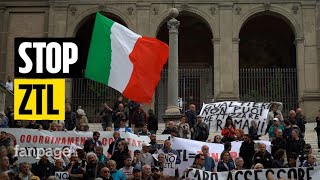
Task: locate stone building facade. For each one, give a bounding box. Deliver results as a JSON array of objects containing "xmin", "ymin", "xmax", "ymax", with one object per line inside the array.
[{"xmin": 0, "ymin": 0, "xmax": 319, "ymax": 121}]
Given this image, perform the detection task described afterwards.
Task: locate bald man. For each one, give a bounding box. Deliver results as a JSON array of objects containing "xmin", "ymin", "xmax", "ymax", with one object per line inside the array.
[{"xmin": 201, "ymin": 145, "xmax": 216, "ymax": 172}]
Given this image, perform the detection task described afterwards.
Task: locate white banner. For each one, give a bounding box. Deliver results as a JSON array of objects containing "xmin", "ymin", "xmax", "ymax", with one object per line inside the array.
[
  {"xmin": 3, "ymin": 128, "xmax": 169, "ymax": 164},
  {"xmin": 4, "ymin": 129, "xmax": 271, "ymax": 176},
  {"xmin": 185, "ymin": 167, "xmax": 320, "ymax": 180},
  {"xmin": 200, "ymin": 101, "xmax": 271, "ymax": 133},
  {"xmin": 170, "ymin": 137, "xmax": 271, "ymax": 175}
]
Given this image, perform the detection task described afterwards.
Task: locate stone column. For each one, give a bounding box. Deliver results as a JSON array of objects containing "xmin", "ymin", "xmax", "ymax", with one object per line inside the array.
[
  {"xmin": 215, "ymin": 2, "xmax": 238, "ymax": 101},
  {"xmin": 295, "ymin": 38, "xmax": 305, "ymax": 100},
  {"xmin": 163, "ymin": 7, "xmax": 181, "ymax": 124},
  {"xmin": 300, "ymin": 2, "xmax": 320, "ymax": 121},
  {"xmin": 0, "ymin": 6, "xmax": 8, "ymax": 81},
  {"xmin": 232, "ymin": 38, "xmax": 240, "ymax": 98},
  {"xmin": 50, "ymin": 3, "xmax": 72, "ymax": 102}
]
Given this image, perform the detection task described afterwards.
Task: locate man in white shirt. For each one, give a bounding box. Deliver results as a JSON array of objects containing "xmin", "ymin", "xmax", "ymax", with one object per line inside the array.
[{"xmin": 5, "ymin": 76, "xmax": 13, "ymax": 92}]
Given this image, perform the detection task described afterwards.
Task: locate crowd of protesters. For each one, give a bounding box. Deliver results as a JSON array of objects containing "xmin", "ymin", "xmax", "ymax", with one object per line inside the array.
[{"xmin": 0, "ymin": 96, "xmax": 319, "ymax": 180}]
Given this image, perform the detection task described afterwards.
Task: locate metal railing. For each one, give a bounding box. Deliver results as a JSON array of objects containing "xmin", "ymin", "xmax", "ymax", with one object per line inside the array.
[
  {"xmin": 239, "ymin": 68, "xmax": 298, "ymax": 118},
  {"xmin": 71, "ymin": 78, "xmax": 121, "ymax": 122},
  {"xmin": 155, "ymin": 67, "xmax": 214, "ymax": 121},
  {"xmin": 71, "ymin": 67, "xmax": 298, "ymax": 122}
]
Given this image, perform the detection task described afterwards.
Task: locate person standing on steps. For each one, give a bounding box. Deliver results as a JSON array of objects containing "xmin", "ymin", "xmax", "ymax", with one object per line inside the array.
[{"xmin": 315, "ymin": 109, "xmax": 320, "ymax": 150}]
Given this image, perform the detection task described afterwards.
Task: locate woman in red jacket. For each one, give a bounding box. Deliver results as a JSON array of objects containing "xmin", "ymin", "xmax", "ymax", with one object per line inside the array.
[{"xmin": 221, "ymin": 116, "xmax": 236, "ymax": 143}]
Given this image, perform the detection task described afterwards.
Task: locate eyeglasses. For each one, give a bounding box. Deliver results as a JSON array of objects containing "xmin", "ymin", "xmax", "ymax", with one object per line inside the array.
[
  {"xmin": 103, "ymin": 170, "xmax": 110, "ymax": 173},
  {"xmin": 200, "ymin": 159, "xmax": 205, "ymax": 161}
]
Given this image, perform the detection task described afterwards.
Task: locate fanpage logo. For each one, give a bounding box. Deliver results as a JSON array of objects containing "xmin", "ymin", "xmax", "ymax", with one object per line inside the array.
[{"xmin": 14, "ymin": 38, "xmax": 81, "ymax": 120}]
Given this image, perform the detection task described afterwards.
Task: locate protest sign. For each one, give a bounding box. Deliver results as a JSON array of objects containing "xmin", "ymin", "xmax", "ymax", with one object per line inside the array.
[
  {"xmin": 185, "ymin": 167, "xmax": 320, "ymax": 180},
  {"xmin": 163, "ymin": 153, "xmax": 177, "ymax": 176},
  {"xmin": 170, "ymin": 137, "xmax": 271, "ymax": 176},
  {"xmin": 200, "ymin": 101, "xmax": 271, "ymax": 133}
]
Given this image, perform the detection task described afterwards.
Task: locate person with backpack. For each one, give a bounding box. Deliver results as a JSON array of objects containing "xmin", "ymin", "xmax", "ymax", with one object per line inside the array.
[{"xmin": 192, "ymin": 115, "xmax": 209, "ymax": 142}]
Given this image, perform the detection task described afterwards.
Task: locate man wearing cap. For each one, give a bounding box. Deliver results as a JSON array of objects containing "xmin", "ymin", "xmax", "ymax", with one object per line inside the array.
[
  {"xmin": 268, "ymin": 118, "xmax": 284, "ymax": 141},
  {"xmin": 140, "ymin": 142, "xmax": 155, "ymax": 167},
  {"xmin": 192, "ymin": 115, "xmax": 209, "ymax": 142},
  {"xmin": 132, "ymin": 167, "xmax": 142, "ymax": 180},
  {"xmin": 0, "ymin": 132, "xmax": 10, "ymax": 148}
]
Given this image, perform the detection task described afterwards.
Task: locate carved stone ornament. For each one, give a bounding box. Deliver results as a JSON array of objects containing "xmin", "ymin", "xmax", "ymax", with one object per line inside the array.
[
  {"xmin": 292, "ymin": 5, "xmax": 299, "ymax": 15},
  {"xmin": 152, "ymin": 7, "xmax": 159, "ymax": 15},
  {"xmin": 235, "ymin": 6, "xmax": 241, "ymax": 15},
  {"xmin": 209, "ymin": 6, "xmax": 216, "ymax": 15},
  {"xmin": 98, "ymin": 4, "xmax": 105, "ymax": 10},
  {"xmin": 127, "ymin": 7, "xmax": 134, "ymax": 15},
  {"xmin": 264, "ymin": 2, "xmax": 271, "ymax": 11},
  {"xmin": 180, "ymin": 3, "xmax": 189, "ymax": 10},
  {"xmin": 69, "ymin": 6, "xmax": 77, "ymax": 16},
  {"xmin": 0, "ymin": 6, "xmax": 6, "ymax": 11}
]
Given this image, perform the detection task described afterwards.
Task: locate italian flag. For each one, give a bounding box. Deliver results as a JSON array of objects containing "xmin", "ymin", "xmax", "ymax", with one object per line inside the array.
[{"xmin": 85, "ymin": 12, "xmax": 169, "ymax": 103}]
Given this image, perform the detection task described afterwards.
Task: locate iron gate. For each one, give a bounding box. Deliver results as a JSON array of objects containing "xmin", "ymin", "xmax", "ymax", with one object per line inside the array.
[
  {"xmin": 239, "ymin": 68, "xmax": 298, "ymax": 118},
  {"xmin": 155, "ymin": 67, "xmax": 214, "ymax": 121},
  {"xmin": 71, "ymin": 78, "xmax": 121, "ymax": 122}
]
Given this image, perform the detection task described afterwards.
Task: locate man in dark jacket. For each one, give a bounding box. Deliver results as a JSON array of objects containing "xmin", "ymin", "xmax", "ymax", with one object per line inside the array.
[
  {"xmin": 315, "ymin": 111, "xmax": 320, "ymax": 149},
  {"xmin": 271, "ymin": 129, "xmax": 287, "ymax": 156},
  {"xmin": 65, "ymin": 103, "xmax": 76, "ymax": 130},
  {"xmin": 84, "ymin": 132, "xmax": 102, "ymax": 153},
  {"xmin": 253, "ymin": 143, "xmax": 273, "ymax": 168},
  {"xmin": 147, "ymin": 109, "xmax": 158, "ymax": 134},
  {"xmin": 32, "ymin": 155, "xmax": 55, "ymax": 180},
  {"xmin": 186, "ymin": 104, "xmax": 197, "ymax": 137},
  {"xmin": 286, "ymin": 129, "xmax": 306, "ymax": 161},
  {"xmin": 296, "ymin": 108, "xmax": 306, "ymax": 138},
  {"xmin": 108, "ymin": 131, "xmax": 122, "ymax": 156},
  {"xmin": 132, "ymin": 104, "xmax": 147, "ymax": 134},
  {"xmin": 239, "ymin": 134, "xmax": 255, "ymax": 169},
  {"xmin": 192, "ymin": 115, "xmax": 209, "ymax": 142}
]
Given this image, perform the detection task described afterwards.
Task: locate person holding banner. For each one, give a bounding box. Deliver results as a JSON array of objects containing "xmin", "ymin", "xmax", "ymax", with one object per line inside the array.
[
  {"xmin": 201, "ymin": 145, "xmax": 216, "ymax": 172},
  {"xmin": 221, "ymin": 116, "xmax": 236, "ymax": 143},
  {"xmin": 155, "ymin": 153, "xmax": 179, "ymax": 179},
  {"xmin": 162, "ymin": 140, "xmax": 181, "ymax": 164}
]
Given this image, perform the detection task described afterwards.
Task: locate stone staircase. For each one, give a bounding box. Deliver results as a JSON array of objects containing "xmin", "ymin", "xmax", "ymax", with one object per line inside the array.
[{"xmin": 89, "ymin": 122, "xmax": 320, "ymax": 162}]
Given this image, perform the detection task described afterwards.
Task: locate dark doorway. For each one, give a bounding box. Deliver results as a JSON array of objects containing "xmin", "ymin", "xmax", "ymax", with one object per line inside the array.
[
  {"xmin": 239, "ymin": 14, "xmax": 296, "ymax": 68},
  {"xmin": 239, "ymin": 13, "xmax": 298, "ymax": 117}
]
